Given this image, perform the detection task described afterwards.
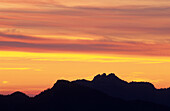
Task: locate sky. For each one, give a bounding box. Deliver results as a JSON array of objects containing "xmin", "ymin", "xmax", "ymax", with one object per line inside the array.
[{"xmin": 1, "ymin": 0, "xmax": 170, "ymax": 96}]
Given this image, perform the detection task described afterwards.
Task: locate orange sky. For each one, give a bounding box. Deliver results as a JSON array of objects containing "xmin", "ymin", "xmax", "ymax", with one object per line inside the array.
[{"xmin": 1, "ymin": 0, "xmax": 170, "ymax": 96}]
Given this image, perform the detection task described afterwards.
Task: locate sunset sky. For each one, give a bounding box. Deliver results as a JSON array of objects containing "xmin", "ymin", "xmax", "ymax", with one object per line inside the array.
[{"xmin": 1, "ymin": 0, "xmax": 170, "ymax": 96}]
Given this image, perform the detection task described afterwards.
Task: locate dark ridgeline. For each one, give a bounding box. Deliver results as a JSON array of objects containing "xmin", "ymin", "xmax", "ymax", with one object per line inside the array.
[
  {"xmin": 0, "ymin": 73, "xmax": 170, "ymax": 111},
  {"xmin": 73, "ymin": 73, "xmax": 170, "ymax": 107}
]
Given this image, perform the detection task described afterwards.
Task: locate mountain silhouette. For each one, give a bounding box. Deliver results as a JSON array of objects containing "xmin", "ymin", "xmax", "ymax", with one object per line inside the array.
[
  {"xmin": 73, "ymin": 73, "xmax": 170, "ymax": 107},
  {"xmin": 0, "ymin": 73, "xmax": 170, "ymax": 111}
]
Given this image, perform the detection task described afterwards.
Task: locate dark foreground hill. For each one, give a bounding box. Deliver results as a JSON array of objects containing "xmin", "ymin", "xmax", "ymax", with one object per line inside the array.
[{"xmin": 0, "ymin": 73, "xmax": 170, "ymax": 111}]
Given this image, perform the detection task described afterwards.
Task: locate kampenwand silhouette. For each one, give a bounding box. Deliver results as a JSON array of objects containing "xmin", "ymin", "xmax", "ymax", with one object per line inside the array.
[
  {"xmin": 74, "ymin": 73, "xmax": 170, "ymax": 107},
  {"xmin": 0, "ymin": 73, "xmax": 170, "ymax": 111}
]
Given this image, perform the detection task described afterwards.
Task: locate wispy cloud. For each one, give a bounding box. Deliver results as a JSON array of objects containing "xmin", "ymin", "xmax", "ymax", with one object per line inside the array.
[{"xmin": 0, "ymin": 1, "xmax": 170, "ymax": 57}]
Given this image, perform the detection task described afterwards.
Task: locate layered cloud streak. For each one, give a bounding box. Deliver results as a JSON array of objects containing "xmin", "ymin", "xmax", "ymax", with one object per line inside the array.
[{"xmin": 0, "ymin": 0, "xmax": 170, "ymax": 56}]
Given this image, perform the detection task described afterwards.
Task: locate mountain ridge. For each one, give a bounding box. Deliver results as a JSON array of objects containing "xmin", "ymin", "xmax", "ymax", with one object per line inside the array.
[
  {"xmin": 1, "ymin": 73, "xmax": 170, "ymax": 111},
  {"xmin": 73, "ymin": 73, "xmax": 170, "ymax": 107}
]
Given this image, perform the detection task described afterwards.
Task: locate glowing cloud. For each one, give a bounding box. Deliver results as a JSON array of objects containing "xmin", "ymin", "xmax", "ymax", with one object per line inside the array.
[
  {"xmin": 0, "ymin": 0, "xmax": 170, "ymax": 96},
  {"xmin": 2, "ymin": 81, "xmax": 8, "ymax": 84},
  {"xmin": 0, "ymin": 68, "xmax": 31, "ymax": 70}
]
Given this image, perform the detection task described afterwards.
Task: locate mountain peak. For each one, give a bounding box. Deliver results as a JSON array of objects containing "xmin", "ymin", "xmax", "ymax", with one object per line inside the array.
[
  {"xmin": 93, "ymin": 73, "xmax": 104, "ymax": 80},
  {"xmin": 56, "ymin": 80, "xmax": 70, "ymax": 84},
  {"xmin": 8, "ymin": 91, "xmax": 30, "ymax": 101},
  {"xmin": 10, "ymin": 91, "xmax": 28, "ymax": 97},
  {"xmin": 93, "ymin": 73, "xmax": 112, "ymax": 80},
  {"xmin": 52, "ymin": 80, "xmax": 71, "ymax": 89},
  {"xmin": 92, "ymin": 73, "xmax": 127, "ymax": 84},
  {"xmin": 129, "ymin": 81, "xmax": 156, "ymax": 89}
]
